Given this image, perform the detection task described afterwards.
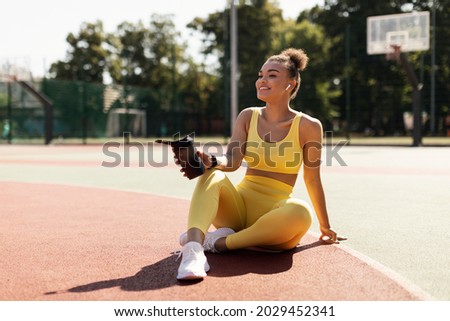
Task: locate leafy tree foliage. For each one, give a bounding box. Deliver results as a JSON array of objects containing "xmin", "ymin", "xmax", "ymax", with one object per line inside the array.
[
  {"xmin": 272, "ymin": 18, "xmax": 340, "ymax": 126},
  {"xmin": 48, "ymin": 0, "xmax": 449, "ymax": 136},
  {"xmin": 188, "ymin": 0, "xmax": 341, "ymax": 127},
  {"xmin": 188, "ymin": 0, "xmax": 282, "ymax": 118},
  {"xmin": 306, "ymin": 0, "xmax": 449, "ymax": 134},
  {"xmin": 49, "ymin": 21, "xmax": 109, "ymax": 83}
]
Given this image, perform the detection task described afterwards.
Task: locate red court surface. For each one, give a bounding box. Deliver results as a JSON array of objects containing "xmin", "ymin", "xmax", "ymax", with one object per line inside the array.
[{"xmin": 0, "ymin": 181, "xmax": 432, "ymax": 301}]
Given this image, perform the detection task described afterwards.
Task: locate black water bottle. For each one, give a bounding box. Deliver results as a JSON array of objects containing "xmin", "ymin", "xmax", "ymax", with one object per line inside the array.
[{"xmin": 155, "ymin": 135, "xmax": 205, "ymax": 180}]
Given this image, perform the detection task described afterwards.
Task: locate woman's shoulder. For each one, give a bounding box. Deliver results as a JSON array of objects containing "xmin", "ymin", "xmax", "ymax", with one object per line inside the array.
[
  {"xmin": 231, "ymin": 107, "xmax": 261, "ymax": 139},
  {"xmin": 298, "ymin": 112, "xmax": 323, "ymax": 144},
  {"xmin": 298, "ymin": 112, "xmax": 322, "ymax": 129},
  {"xmin": 240, "ymin": 106, "xmax": 261, "ymax": 114},
  {"xmin": 237, "ymin": 107, "xmax": 259, "ymax": 120}
]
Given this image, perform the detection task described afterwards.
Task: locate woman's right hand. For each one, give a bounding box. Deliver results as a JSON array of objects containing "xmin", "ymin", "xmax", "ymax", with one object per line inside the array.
[
  {"xmin": 173, "ymin": 149, "xmax": 212, "ymax": 176},
  {"xmin": 319, "ymin": 226, "xmax": 348, "ymax": 244}
]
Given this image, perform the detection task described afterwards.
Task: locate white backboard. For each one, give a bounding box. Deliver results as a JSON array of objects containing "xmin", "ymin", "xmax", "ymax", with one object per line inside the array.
[{"xmin": 367, "ymin": 11, "xmax": 430, "ymax": 55}]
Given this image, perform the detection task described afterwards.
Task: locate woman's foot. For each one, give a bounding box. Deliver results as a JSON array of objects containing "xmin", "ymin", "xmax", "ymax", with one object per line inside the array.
[
  {"xmin": 176, "ymin": 241, "xmax": 210, "ymax": 280},
  {"xmin": 203, "ymin": 228, "xmax": 235, "ymax": 252},
  {"xmin": 179, "ymin": 228, "xmax": 235, "ymax": 253}
]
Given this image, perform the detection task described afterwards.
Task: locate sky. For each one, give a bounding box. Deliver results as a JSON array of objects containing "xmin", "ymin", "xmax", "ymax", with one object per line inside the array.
[{"xmin": 1, "ymin": 0, "xmax": 322, "ymax": 78}]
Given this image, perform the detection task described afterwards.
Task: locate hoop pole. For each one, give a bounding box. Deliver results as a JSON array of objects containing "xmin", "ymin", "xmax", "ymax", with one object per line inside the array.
[
  {"xmin": 6, "ymin": 81, "xmax": 12, "ymax": 144},
  {"xmin": 230, "ymin": 0, "xmax": 238, "ymax": 135},
  {"xmin": 430, "ymin": 1, "xmax": 436, "ymax": 135},
  {"xmin": 345, "ymin": 23, "xmax": 351, "ymax": 141},
  {"xmin": 16, "ymin": 80, "xmax": 53, "ymax": 144},
  {"xmin": 396, "ymin": 49, "xmax": 422, "ymax": 146}
]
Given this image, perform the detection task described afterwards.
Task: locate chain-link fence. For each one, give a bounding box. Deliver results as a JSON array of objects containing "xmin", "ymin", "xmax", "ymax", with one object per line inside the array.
[
  {"xmin": 0, "ymin": 80, "xmax": 47, "ymax": 143},
  {"xmin": 0, "ymin": 78, "xmax": 226, "ymax": 144},
  {"xmin": 1, "ymin": 75, "xmax": 448, "ymax": 145}
]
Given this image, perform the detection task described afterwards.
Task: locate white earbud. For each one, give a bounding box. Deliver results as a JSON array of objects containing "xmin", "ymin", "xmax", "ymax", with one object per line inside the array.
[{"xmin": 285, "ymin": 84, "xmax": 291, "ymax": 91}]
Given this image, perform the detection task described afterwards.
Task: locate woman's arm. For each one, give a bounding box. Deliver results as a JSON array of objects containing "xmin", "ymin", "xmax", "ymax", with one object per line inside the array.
[
  {"xmin": 301, "ymin": 117, "xmax": 344, "ymax": 243},
  {"xmin": 200, "ymin": 108, "xmax": 252, "ymax": 172}
]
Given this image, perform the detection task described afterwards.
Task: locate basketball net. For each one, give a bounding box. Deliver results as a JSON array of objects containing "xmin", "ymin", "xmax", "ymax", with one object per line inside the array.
[{"xmin": 385, "ymin": 44, "xmax": 402, "ymax": 62}]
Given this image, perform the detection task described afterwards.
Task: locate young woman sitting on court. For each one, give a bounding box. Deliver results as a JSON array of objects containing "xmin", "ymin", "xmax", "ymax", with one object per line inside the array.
[{"xmin": 175, "ymin": 48, "xmax": 346, "ymax": 280}]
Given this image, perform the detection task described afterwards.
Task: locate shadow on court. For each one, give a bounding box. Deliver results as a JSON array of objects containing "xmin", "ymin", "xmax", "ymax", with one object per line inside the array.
[{"xmin": 58, "ymin": 242, "xmax": 326, "ymax": 295}]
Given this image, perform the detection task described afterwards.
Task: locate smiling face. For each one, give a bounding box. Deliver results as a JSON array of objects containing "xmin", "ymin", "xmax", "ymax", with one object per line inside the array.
[{"xmin": 255, "ymin": 61, "xmax": 294, "ymax": 103}]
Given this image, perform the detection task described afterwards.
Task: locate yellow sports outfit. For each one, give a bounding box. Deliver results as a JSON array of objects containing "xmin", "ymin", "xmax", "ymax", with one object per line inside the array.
[
  {"xmin": 244, "ymin": 107, "xmax": 303, "ymax": 174},
  {"xmin": 188, "ymin": 108, "xmax": 312, "ymax": 251}
]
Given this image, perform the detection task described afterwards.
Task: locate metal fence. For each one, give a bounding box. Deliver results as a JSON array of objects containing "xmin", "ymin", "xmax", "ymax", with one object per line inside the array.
[
  {"xmin": 0, "ymin": 78, "xmax": 226, "ymax": 144},
  {"xmin": 1, "ymin": 74, "xmax": 448, "ymax": 145}
]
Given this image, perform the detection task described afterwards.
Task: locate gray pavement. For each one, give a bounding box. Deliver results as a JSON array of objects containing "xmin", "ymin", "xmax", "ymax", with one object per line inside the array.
[{"xmin": 0, "ymin": 144, "xmax": 449, "ymax": 300}]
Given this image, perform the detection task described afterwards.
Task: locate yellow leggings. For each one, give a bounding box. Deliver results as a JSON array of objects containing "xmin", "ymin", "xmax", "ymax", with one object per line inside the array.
[{"xmin": 188, "ymin": 169, "xmax": 312, "ymax": 251}]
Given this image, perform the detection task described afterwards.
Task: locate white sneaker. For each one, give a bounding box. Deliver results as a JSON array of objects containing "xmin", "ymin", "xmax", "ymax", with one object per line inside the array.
[
  {"xmin": 178, "ymin": 231, "xmax": 189, "ymax": 246},
  {"xmin": 179, "ymin": 228, "xmax": 235, "ymax": 253},
  {"xmin": 203, "ymin": 228, "xmax": 235, "ymax": 252},
  {"xmin": 176, "ymin": 241, "xmax": 210, "ymax": 280}
]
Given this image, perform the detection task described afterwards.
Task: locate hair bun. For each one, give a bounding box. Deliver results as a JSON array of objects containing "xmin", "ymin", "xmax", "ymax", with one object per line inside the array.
[{"xmin": 281, "ymin": 48, "xmax": 308, "ymax": 71}]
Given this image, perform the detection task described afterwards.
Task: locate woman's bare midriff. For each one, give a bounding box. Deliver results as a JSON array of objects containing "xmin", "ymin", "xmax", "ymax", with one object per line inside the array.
[{"xmin": 246, "ymin": 167, "xmax": 298, "ymax": 187}]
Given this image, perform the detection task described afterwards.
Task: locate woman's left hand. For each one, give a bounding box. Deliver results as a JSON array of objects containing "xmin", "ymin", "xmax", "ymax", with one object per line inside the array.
[{"xmin": 319, "ymin": 226, "xmax": 347, "ymax": 244}]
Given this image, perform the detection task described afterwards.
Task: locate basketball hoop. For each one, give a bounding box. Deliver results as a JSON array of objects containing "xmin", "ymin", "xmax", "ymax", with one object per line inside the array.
[
  {"xmin": 367, "ymin": 11, "xmax": 430, "ymax": 56},
  {"xmin": 367, "ymin": 11, "xmax": 429, "ymax": 147}
]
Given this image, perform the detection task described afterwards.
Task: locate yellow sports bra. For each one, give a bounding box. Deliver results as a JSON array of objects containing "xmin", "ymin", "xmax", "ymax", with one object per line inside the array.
[{"xmin": 244, "ymin": 108, "xmax": 303, "ymax": 174}]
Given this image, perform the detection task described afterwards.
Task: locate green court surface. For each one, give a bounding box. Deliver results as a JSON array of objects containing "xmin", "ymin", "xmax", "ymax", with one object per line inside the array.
[{"xmin": 0, "ymin": 144, "xmax": 449, "ymax": 300}]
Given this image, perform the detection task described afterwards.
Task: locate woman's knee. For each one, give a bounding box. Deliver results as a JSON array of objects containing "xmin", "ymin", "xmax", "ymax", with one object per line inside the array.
[
  {"xmin": 282, "ymin": 199, "xmax": 313, "ymax": 228},
  {"xmin": 198, "ymin": 168, "xmax": 226, "ymax": 184},
  {"xmin": 195, "ymin": 169, "xmax": 227, "ymax": 190}
]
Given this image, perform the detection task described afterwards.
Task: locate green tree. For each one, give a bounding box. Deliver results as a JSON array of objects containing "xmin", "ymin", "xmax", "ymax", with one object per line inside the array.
[
  {"xmin": 0, "ymin": 92, "xmax": 7, "ymax": 107},
  {"xmin": 49, "ymin": 21, "xmax": 109, "ymax": 83},
  {"xmin": 235, "ymin": 0, "xmax": 283, "ymax": 109},
  {"xmin": 48, "ymin": 13, "xmax": 222, "ymax": 136},
  {"xmin": 177, "ymin": 58, "xmax": 220, "ymax": 135},
  {"xmin": 188, "ymin": 0, "xmax": 283, "ymax": 134},
  {"xmin": 304, "ymin": 1, "xmax": 403, "ymax": 134},
  {"xmin": 107, "ymin": 14, "xmax": 194, "ymax": 134},
  {"xmin": 109, "ymin": 15, "xmax": 182, "ymax": 88},
  {"xmin": 304, "ymin": 0, "xmax": 449, "ymax": 135},
  {"xmin": 272, "ymin": 18, "xmax": 340, "ymax": 126},
  {"xmin": 189, "ymin": 0, "xmax": 344, "ymax": 129},
  {"xmin": 419, "ymin": 0, "xmax": 450, "ymax": 134}
]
